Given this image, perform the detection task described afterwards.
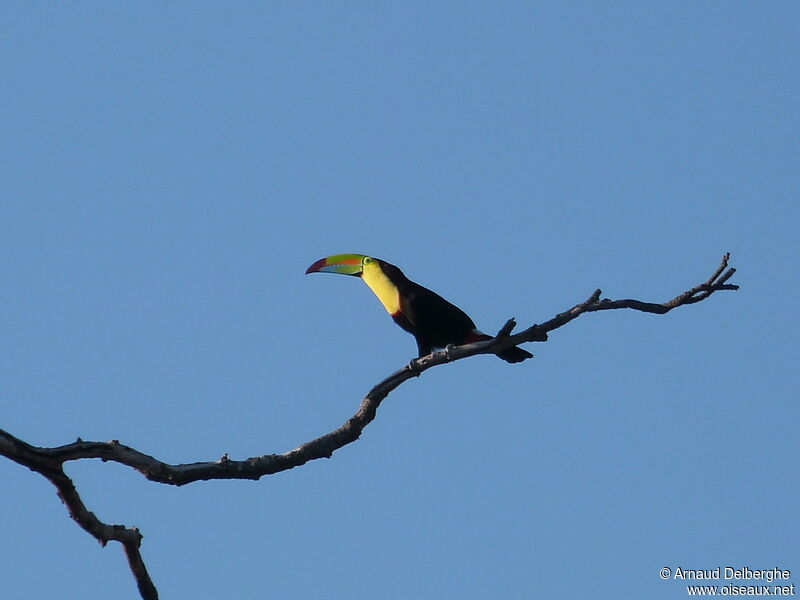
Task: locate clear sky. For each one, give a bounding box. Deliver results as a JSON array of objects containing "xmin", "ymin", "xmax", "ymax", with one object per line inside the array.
[{"xmin": 1, "ymin": 3, "xmax": 797, "ymax": 599}]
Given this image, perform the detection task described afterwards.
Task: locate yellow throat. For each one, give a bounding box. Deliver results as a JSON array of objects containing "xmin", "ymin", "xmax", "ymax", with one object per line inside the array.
[{"xmin": 361, "ymin": 260, "xmax": 401, "ymax": 315}]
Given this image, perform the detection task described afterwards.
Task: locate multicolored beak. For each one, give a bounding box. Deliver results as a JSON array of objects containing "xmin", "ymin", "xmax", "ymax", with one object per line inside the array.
[{"xmin": 305, "ymin": 253, "xmax": 367, "ymax": 276}]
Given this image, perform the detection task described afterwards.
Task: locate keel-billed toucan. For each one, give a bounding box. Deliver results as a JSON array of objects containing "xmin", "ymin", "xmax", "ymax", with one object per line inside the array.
[{"xmin": 306, "ymin": 254, "xmax": 533, "ymax": 364}]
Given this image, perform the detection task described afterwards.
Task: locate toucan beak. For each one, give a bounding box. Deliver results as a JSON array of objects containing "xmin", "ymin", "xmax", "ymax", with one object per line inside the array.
[{"xmin": 305, "ymin": 254, "xmax": 366, "ymax": 276}]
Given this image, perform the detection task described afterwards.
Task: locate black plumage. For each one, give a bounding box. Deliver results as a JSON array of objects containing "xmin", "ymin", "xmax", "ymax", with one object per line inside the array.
[{"xmin": 377, "ymin": 259, "xmax": 532, "ymax": 363}]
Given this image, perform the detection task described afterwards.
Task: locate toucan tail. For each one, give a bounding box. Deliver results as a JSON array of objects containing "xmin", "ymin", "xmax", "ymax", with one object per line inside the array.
[
  {"xmin": 468, "ymin": 330, "xmax": 533, "ymax": 364},
  {"xmin": 495, "ymin": 345, "xmax": 534, "ymax": 363}
]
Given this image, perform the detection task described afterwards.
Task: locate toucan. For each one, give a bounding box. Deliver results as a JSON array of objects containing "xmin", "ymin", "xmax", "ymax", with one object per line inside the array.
[{"xmin": 305, "ymin": 254, "xmax": 533, "ymax": 364}]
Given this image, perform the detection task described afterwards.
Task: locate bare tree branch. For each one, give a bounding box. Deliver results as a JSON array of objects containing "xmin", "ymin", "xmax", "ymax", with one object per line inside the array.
[
  {"xmin": 0, "ymin": 253, "xmax": 738, "ymax": 600},
  {"xmin": 0, "ymin": 433, "xmax": 159, "ymax": 600}
]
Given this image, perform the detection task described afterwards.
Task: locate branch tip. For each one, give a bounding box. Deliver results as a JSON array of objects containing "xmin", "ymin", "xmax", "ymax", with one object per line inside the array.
[{"xmin": 496, "ymin": 318, "xmax": 517, "ymax": 338}]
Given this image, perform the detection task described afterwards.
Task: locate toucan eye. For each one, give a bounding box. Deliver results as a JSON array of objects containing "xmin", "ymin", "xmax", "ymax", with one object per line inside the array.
[{"xmin": 363, "ymin": 257, "xmax": 372, "ymax": 264}]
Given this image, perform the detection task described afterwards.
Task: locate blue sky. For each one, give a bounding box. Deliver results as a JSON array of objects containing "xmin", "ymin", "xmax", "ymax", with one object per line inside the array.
[{"xmin": 1, "ymin": 3, "xmax": 797, "ymax": 599}]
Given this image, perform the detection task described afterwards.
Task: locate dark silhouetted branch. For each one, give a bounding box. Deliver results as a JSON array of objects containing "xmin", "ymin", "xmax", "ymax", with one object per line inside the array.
[
  {"xmin": 0, "ymin": 433, "xmax": 159, "ymax": 600},
  {"xmin": 0, "ymin": 253, "xmax": 738, "ymax": 600}
]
